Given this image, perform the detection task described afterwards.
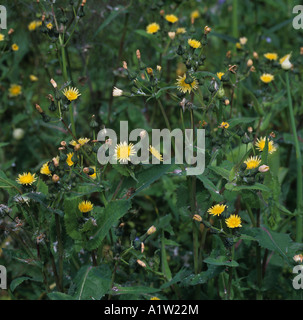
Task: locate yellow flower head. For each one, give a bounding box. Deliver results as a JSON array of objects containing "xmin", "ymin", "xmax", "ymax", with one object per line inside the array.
[
  {"xmin": 149, "ymin": 145, "xmax": 163, "ymax": 161},
  {"xmin": 46, "ymin": 22, "xmax": 53, "ymax": 30},
  {"xmin": 207, "ymin": 204, "xmax": 227, "ymax": 216},
  {"xmin": 188, "ymin": 38, "xmax": 201, "ymax": 49},
  {"xmin": 28, "ymin": 20, "xmax": 42, "ymax": 31},
  {"xmin": 260, "ymin": 73, "xmax": 274, "ymax": 83},
  {"xmin": 235, "ymin": 42, "xmax": 242, "ymax": 49},
  {"xmin": 165, "ymin": 14, "xmax": 178, "ymax": 24},
  {"xmin": 78, "ymin": 200, "xmax": 94, "ymax": 213},
  {"xmin": 12, "ymin": 43, "xmax": 19, "ymax": 51},
  {"xmin": 150, "ymin": 297, "xmax": 161, "ymax": 300},
  {"xmin": 264, "ymin": 53, "xmax": 278, "ymax": 61},
  {"xmin": 191, "ymin": 10, "xmax": 200, "ymax": 19},
  {"xmin": 146, "ymin": 22, "xmax": 160, "ymax": 34},
  {"xmin": 217, "ymin": 72, "xmax": 225, "ymax": 80},
  {"xmin": 0, "ymin": 34, "xmax": 5, "ymax": 41},
  {"xmin": 89, "ymin": 166, "xmax": 97, "ymax": 179},
  {"xmin": 62, "ymin": 87, "xmax": 81, "ymax": 101},
  {"xmin": 176, "ymin": 27, "xmax": 186, "ymax": 35},
  {"xmin": 40, "ymin": 162, "xmax": 51, "ymax": 176},
  {"xmin": 225, "ymin": 214, "xmax": 242, "ymax": 228},
  {"xmin": 219, "ymin": 122, "xmax": 229, "ymax": 129},
  {"xmin": 29, "ymin": 74, "xmax": 38, "ymax": 82},
  {"xmin": 69, "ymin": 137, "xmax": 90, "ymax": 147},
  {"xmin": 255, "ymin": 137, "xmax": 277, "ymax": 154},
  {"xmin": 114, "ymin": 142, "xmax": 136, "ymax": 163},
  {"xmin": 244, "ymin": 156, "xmax": 261, "ymax": 170},
  {"xmin": 176, "ymin": 74, "xmax": 198, "ymax": 94},
  {"xmin": 9, "ymin": 84, "xmax": 22, "ymax": 97},
  {"xmin": 16, "ymin": 172, "xmax": 37, "ymax": 186},
  {"xmin": 66, "ymin": 152, "xmax": 75, "ymax": 166}
]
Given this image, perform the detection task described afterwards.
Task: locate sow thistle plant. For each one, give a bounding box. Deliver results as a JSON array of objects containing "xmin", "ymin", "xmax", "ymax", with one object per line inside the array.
[{"xmin": 0, "ymin": 0, "xmax": 302, "ymax": 301}]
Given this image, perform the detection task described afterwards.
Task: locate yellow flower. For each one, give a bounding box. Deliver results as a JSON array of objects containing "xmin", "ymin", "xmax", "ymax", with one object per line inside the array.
[
  {"xmin": 78, "ymin": 200, "xmax": 94, "ymax": 213},
  {"xmin": 150, "ymin": 297, "xmax": 160, "ymax": 300},
  {"xmin": 235, "ymin": 42, "xmax": 242, "ymax": 49},
  {"xmin": 40, "ymin": 162, "xmax": 51, "ymax": 176},
  {"xmin": 62, "ymin": 87, "xmax": 81, "ymax": 101},
  {"xmin": 28, "ymin": 20, "xmax": 42, "ymax": 31},
  {"xmin": 280, "ymin": 53, "xmax": 292, "ymax": 70},
  {"xmin": 146, "ymin": 22, "xmax": 160, "ymax": 34},
  {"xmin": 165, "ymin": 14, "xmax": 178, "ymax": 24},
  {"xmin": 0, "ymin": 34, "xmax": 4, "ymax": 41},
  {"xmin": 244, "ymin": 156, "xmax": 261, "ymax": 170},
  {"xmin": 12, "ymin": 43, "xmax": 19, "ymax": 51},
  {"xmin": 255, "ymin": 137, "xmax": 277, "ymax": 154},
  {"xmin": 207, "ymin": 204, "xmax": 227, "ymax": 216},
  {"xmin": 191, "ymin": 10, "xmax": 200, "ymax": 19},
  {"xmin": 225, "ymin": 214, "xmax": 242, "ymax": 228},
  {"xmin": 114, "ymin": 142, "xmax": 136, "ymax": 163},
  {"xmin": 9, "ymin": 84, "xmax": 22, "ymax": 97},
  {"xmin": 89, "ymin": 166, "xmax": 97, "ymax": 179},
  {"xmin": 260, "ymin": 73, "xmax": 274, "ymax": 83},
  {"xmin": 66, "ymin": 152, "xmax": 75, "ymax": 166},
  {"xmin": 46, "ymin": 22, "xmax": 53, "ymax": 30},
  {"xmin": 29, "ymin": 74, "xmax": 38, "ymax": 82},
  {"xmin": 188, "ymin": 39, "xmax": 201, "ymax": 49},
  {"xmin": 219, "ymin": 122, "xmax": 229, "ymax": 129},
  {"xmin": 217, "ymin": 72, "xmax": 225, "ymax": 80},
  {"xmin": 69, "ymin": 137, "xmax": 90, "ymax": 146},
  {"xmin": 176, "ymin": 27, "xmax": 186, "ymax": 34},
  {"xmin": 149, "ymin": 145, "xmax": 163, "ymax": 161},
  {"xmin": 176, "ymin": 74, "xmax": 198, "ymax": 94},
  {"xmin": 264, "ymin": 52, "xmax": 278, "ymax": 61},
  {"xmin": 16, "ymin": 172, "xmax": 37, "ymax": 186}
]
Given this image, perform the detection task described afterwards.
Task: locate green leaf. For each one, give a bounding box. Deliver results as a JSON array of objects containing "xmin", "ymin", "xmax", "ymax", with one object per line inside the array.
[
  {"xmin": 74, "ymin": 265, "xmax": 112, "ymax": 300},
  {"xmin": 48, "ymin": 292, "xmax": 75, "ymax": 300},
  {"xmin": 64, "ymin": 197, "xmax": 82, "ymax": 240},
  {"xmin": 184, "ymin": 265, "xmax": 225, "ymax": 286},
  {"xmin": 10, "ymin": 277, "xmax": 31, "ymax": 292},
  {"xmin": 225, "ymin": 182, "xmax": 271, "ymax": 193},
  {"xmin": 204, "ymin": 256, "xmax": 239, "ymax": 267},
  {"xmin": 86, "ymin": 200, "xmax": 131, "ymax": 250},
  {"xmin": 208, "ymin": 166, "xmax": 230, "ymax": 180},
  {"xmin": 0, "ymin": 170, "xmax": 21, "ymax": 194},
  {"xmin": 110, "ymin": 285, "xmax": 160, "ymax": 296}
]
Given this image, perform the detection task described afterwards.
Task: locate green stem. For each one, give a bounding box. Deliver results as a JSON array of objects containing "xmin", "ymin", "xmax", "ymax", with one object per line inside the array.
[
  {"xmin": 232, "ymin": 0, "xmax": 239, "ymax": 45},
  {"xmin": 157, "ymin": 99, "xmax": 171, "ymax": 131},
  {"xmin": 227, "ymin": 245, "xmax": 235, "ymax": 299},
  {"xmin": 55, "ymin": 214, "xmax": 64, "ymax": 292},
  {"xmin": 286, "ymin": 72, "xmax": 303, "ymax": 243}
]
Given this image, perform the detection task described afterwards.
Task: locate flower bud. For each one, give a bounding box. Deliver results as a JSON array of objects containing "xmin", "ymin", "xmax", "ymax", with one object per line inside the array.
[
  {"xmin": 239, "ymin": 37, "xmax": 247, "ymax": 45},
  {"xmin": 74, "ymin": 144, "xmax": 81, "ymax": 151},
  {"xmin": 50, "ymin": 78, "xmax": 57, "ymax": 88},
  {"xmin": 113, "ymin": 87, "xmax": 123, "ymax": 97},
  {"xmin": 52, "ymin": 174, "xmax": 60, "ymax": 183},
  {"xmin": 52, "ymin": 156, "xmax": 59, "ymax": 167},
  {"xmin": 35, "ymin": 104, "xmax": 43, "ymax": 114},
  {"xmin": 168, "ymin": 31, "xmax": 175, "ymax": 40},
  {"xmin": 258, "ymin": 165, "xmax": 270, "ymax": 173},
  {"xmin": 13, "ymin": 128, "xmax": 25, "ymax": 140},
  {"xmin": 137, "ymin": 259, "xmax": 146, "ymax": 268},
  {"xmin": 193, "ymin": 214, "xmax": 202, "ymax": 222},
  {"xmin": 253, "ymin": 51, "xmax": 259, "ymax": 59},
  {"xmin": 247, "ymin": 59, "xmax": 253, "ymax": 67},
  {"xmin": 147, "ymin": 225, "xmax": 156, "ymax": 235}
]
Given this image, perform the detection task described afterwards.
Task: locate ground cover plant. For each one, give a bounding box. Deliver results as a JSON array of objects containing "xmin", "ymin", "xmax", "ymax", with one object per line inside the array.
[{"xmin": 0, "ymin": 0, "xmax": 303, "ymax": 300}]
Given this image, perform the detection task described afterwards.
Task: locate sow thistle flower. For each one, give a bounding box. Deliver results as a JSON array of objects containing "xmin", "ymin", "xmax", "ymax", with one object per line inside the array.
[
  {"xmin": 69, "ymin": 137, "xmax": 90, "ymax": 147},
  {"xmin": 225, "ymin": 214, "xmax": 242, "ymax": 228},
  {"xmin": 280, "ymin": 53, "xmax": 292, "ymax": 70},
  {"xmin": 62, "ymin": 87, "xmax": 81, "ymax": 101},
  {"xmin": 176, "ymin": 74, "xmax": 198, "ymax": 94},
  {"xmin": 66, "ymin": 152, "xmax": 75, "ymax": 166},
  {"xmin": 78, "ymin": 200, "xmax": 94, "ymax": 213},
  {"xmin": 255, "ymin": 137, "xmax": 277, "ymax": 154},
  {"xmin": 16, "ymin": 172, "xmax": 37, "ymax": 186},
  {"xmin": 146, "ymin": 22, "xmax": 160, "ymax": 34},
  {"xmin": 165, "ymin": 14, "xmax": 178, "ymax": 24},
  {"xmin": 115, "ymin": 141, "xmax": 136, "ymax": 163},
  {"xmin": 216, "ymin": 72, "xmax": 225, "ymax": 80},
  {"xmin": 188, "ymin": 39, "xmax": 201, "ymax": 49},
  {"xmin": 176, "ymin": 27, "xmax": 186, "ymax": 35},
  {"xmin": 219, "ymin": 122, "xmax": 229, "ymax": 129},
  {"xmin": 260, "ymin": 73, "xmax": 274, "ymax": 83},
  {"xmin": 28, "ymin": 20, "xmax": 42, "ymax": 31},
  {"xmin": 264, "ymin": 52, "xmax": 278, "ymax": 61},
  {"xmin": 0, "ymin": 34, "xmax": 5, "ymax": 41},
  {"xmin": 190, "ymin": 10, "xmax": 200, "ymax": 20},
  {"xmin": 40, "ymin": 162, "xmax": 51, "ymax": 176},
  {"xmin": 9, "ymin": 84, "xmax": 22, "ymax": 97},
  {"xmin": 244, "ymin": 156, "xmax": 261, "ymax": 170},
  {"xmin": 149, "ymin": 145, "xmax": 163, "ymax": 161},
  {"xmin": 29, "ymin": 74, "xmax": 38, "ymax": 82},
  {"xmin": 12, "ymin": 43, "xmax": 19, "ymax": 51},
  {"xmin": 207, "ymin": 204, "xmax": 227, "ymax": 217}
]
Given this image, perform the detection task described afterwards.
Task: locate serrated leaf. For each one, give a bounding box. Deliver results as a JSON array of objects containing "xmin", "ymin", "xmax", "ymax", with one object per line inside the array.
[
  {"xmin": 48, "ymin": 292, "xmax": 75, "ymax": 300},
  {"xmin": 85, "ymin": 200, "xmax": 131, "ymax": 250},
  {"xmin": 204, "ymin": 256, "xmax": 239, "ymax": 267}
]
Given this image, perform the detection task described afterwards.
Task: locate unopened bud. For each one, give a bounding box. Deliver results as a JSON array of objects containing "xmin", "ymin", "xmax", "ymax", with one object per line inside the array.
[
  {"xmin": 35, "ymin": 104, "xmax": 43, "ymax": 113},
  {"xmin": 224, "ymin": 99, "xmax": 230, "ymax": 106},
  {"xmin": 193, "ymin": 214, "xmax": 202, "ymax": 222},
  {"xmin": 137, "ymin": 259, "xmax": 146, "ymax": 268},
  {"xmin": 50, "ymin": 78, "xmax": 57, "ymax": 88},
  {"xmin": 141, "ymin": 242, "xmax": 145, "ymax": 253},
  {"xmin": 250, "ymin": 66, "xmax": 256, "ymax": 72},
  {"xmin": 8, "ymin": 28, "xmax": 14, "ymax": 35},
  {"xmin": 147, "ymin": 225, "xmax": 156, "ymax": 235},
  {"xmin": 258, "ymin": 165, "xmax": 270, "ymax": 173},
  {"xmin": 168, "ymin": 31, "xmax": 175, "ymax": 40},
  {"xmin": 123, "ymin": 61, "xmax": 128, "ymax": 69},
  {"xmin": 157, "ymin": 65, "xmax": 162, "ymax": 72},
  {"xmin": 83, "ymin": 167, "xmax": 90, "ymax": 174},
  {"xmin": 253, "ymin": 51, "xmax": 259, "ymax": 59},
  {"xmin": 247, "ymin": 126, "xmax": 253, "ymax": 133},
  {"xmin": 74, "ymin": 143, "xmax": 81, "ymax": 151},
  {"xmin": 204, "ymin": 25, "xmax": 211, "ymax": 34},
  {"xmin": 61, "ymin": 141, "xmax": 67, "ymax": 147},
  {"xmin": 300, "ymin": 47, "xmax": 303, "ymax": 55},
  {"xmin": 136, "ymin": 49, "xmax": 141, "ymax": 60},
  {"xmin": 146, "ymin": 67, "xmax": 153, "ymax": 75},
  {"xmin": 247, "ymin": 59, "xmax": 253, "ymax": 67},
  {"xmin": 239, "ymin": 37, "xmax": 247, "ymax": 45},
  {"xmin": 52, "ymin": 174, "xmax": 60, "ymax": 183},
  {"xmin": 52, "ymin": 157, "xmax": 59, "ymax": 167}
]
